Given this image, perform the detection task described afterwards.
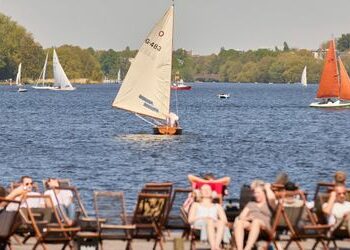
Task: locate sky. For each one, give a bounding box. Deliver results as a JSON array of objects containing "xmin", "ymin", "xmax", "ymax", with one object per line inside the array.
[{"xmin": 1, "ymin": 0, "xmax": 350, "ymax": 55}]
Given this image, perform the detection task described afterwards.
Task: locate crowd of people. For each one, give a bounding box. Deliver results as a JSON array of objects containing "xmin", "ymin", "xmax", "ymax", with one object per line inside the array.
[{"xmin": 0, "ymin": 171, "xmax": 350, "ymax": 250}]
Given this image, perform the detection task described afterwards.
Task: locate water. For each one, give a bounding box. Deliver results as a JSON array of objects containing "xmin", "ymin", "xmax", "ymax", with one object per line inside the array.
[{"xmin": 1, "ymin": 83, "xmax": 350, "ymax": 209}]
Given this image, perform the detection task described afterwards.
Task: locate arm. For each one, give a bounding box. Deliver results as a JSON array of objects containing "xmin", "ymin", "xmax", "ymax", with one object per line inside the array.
[
  {"xmin": 211, "ymin": 177, "xmax": 231, "ymax": 186},
  {"xmin": 264, "ymin": 183, "xmax": 276, "ymax": 203},
  {"xmin": 322, "ymin": 191, "xmax": 336, "ymax": 216},
  {"xmin": 188, "ymin": 202, "xmax": 199, "ymax": 224},
  {"xmin": 188, "ymin": 174, "xmax": 205, "ymax": 185},
  {"xmin": 6, "ymin": 185, "xmax": 25, "ymax": 200},
  {"xmin": 217, "ymin": 205, "xmax": 228, "ymax": 223},
  {"xmin": 237, "ymin": 206, "xmax": 250, "ymax": 220}
]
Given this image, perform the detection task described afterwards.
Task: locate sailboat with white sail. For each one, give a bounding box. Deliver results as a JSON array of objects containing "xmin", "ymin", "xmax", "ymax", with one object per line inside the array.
[
  {"xmin": 310, "ymin": 40, "xmax": 350, "ymax": 108},
  {"xmin": 301, "ymin": 66, "xmax": 307, "ymax": 87},
  {"xmin": 32, "ymin": 52, "xmax": 52, "ymax": 90},
  {"xmin": 116, "ymin": 69, "xmax": 122, "ymax": 84},
  {"xmin": 16, "ymin": 63, "xmax": 27, "ymax": 92},
  {"xmin": 112, "ymin": 3, "xmax": 182, "ymax": 135},
  {"xmin": 51, "ymin": 49, "xmax": 75, "ymax": 91}
]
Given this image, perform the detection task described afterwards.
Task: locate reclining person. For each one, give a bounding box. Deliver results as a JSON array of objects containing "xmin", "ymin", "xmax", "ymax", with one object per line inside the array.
[
  {"xmin": 234, "ymin": 180, "xmax": 276, "ymax": 250},
  {"xmin": 322, "ymin": 183, "xmax": 350, "ymax": 233},
  {"xmin": 188, "ymin": 184, "xmax": 231, "ymax": 250},
  {"xmin": 44, "ymin": 178, "xmax": 75, "ymax": 225}
]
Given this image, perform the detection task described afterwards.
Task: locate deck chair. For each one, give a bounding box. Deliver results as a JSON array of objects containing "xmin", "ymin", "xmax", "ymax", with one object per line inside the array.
[
  {"xmin": 164, "ymin": 188, "xmax": 192, "ymax": 236},
  {"xmin": 23, "ymin": 194, "xmax": 80, "ymax": 250},
  {"xmin": 0, "ymin": 198, "xmax": 21, "ymax": 249},
  {"xmin": 269, "ymin": 190, "xmax": 331, "ymax": 250},
  {"xmin": 130, "ymin": 192, "xmax": 169, "ymax": 250},
  {"xmin": 90, "ymin": 191, "xmax": 135, "ymax": 250}
]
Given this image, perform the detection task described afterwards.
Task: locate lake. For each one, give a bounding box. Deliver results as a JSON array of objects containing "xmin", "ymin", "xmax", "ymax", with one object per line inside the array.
[{"xmin": 0, "ymin": 83, "xmax": 349, "ymax": 208}]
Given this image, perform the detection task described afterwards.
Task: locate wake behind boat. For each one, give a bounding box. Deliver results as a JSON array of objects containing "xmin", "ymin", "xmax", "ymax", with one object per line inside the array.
[
  {"xmin": 112, "ymin": 4, "xmax": 182, "ymax": 135},
  {"xmin": 310, "ymin": 40, "xmax": 350, "ymax": 108}
]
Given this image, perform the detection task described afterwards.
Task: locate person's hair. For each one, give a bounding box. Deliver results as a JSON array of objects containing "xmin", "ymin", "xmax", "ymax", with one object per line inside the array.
[
  {"xmin": 275, "ymin": 172, "xmax": 289, "ymax": 185},
  {"xmin": 250, "ymin": 179, "xmax": 265, "ymax": 190},
  {"xmin": 284, "ymin": 181, "xmax": 298, "ymax": 191},
  {"xmin": 202, "ymin": 173, "xmax": 215, "ymax": 180},
  {"xmin": 20, "ymin": 176, "xmax": 32, "ymax": 183},
  {"xmin": 334, "ymin": 171, "xmax": 346, "ymax": 184}
]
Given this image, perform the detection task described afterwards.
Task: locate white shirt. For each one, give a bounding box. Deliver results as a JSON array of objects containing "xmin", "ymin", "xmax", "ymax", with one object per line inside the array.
[
  {"xmin": 323, "ymin": 201, "xmax": 350, "ymax": 224},
  {"xmin": 44, "ymin": 189, "xmax": 73, "ymax": 207}
]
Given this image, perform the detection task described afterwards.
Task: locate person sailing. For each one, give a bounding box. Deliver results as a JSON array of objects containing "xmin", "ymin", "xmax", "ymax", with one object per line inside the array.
[{"xmin": 166, "ymin": 112, "xmax": 179, "ymax": 127}]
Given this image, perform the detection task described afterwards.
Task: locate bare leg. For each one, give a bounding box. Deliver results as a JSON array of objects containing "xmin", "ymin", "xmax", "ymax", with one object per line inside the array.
[
  {"xmin": 234, "ymin": 219, "xmax": 250, "ymax": 250},
  {"xmin": 244, "ymin": 219, "xmax": 264, "ymax": 250},
  {"xmin": 206, "ymin": 219, "xmax": 216, "ymax": 250},
  {"xmin": 214, "ymin": 220, "xmax": 225, "ymax": 249}
]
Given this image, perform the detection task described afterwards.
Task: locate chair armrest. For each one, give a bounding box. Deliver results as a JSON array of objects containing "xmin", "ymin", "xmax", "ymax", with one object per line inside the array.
[
  {"xmin": 80, "ymin": 216, "xmax": 106, "ymax": 223},
  {"xmin": 47, "ymin": 227, "xmax": 81, "ymax": 233},
  {"xmin": 101, "ymin": 224, "xmax": 136, "ymax": 230},
  {"xmin": 303, "ymin": 224, "xmax": 332, "ymax": 230}
]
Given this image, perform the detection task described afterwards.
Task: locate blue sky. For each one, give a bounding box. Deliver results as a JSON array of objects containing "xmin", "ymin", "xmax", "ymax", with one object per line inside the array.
[{"xmin": 1, "ymin": 0, "xmax": 350, "ymax": 54}]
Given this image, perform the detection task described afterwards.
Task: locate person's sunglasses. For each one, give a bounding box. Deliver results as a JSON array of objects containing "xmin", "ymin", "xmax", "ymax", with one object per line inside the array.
[{"xmin": 25, "ymin": 182, "xmax": 33, "ymax": 186}]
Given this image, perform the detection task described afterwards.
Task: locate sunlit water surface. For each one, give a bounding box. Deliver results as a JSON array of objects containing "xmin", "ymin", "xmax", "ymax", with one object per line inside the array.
[{"xmin": 1, "ymin": 83, "xmax": 350, "ymax": 209}]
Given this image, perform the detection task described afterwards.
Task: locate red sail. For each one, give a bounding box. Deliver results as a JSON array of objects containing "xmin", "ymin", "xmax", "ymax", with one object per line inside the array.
[
  {"xmin": 317, "ymin": 40, "xmax": 339, "ymax": 98},
  {"xmin": 338, "ymin": 57, "xmax": 350, "ymax": 100}
]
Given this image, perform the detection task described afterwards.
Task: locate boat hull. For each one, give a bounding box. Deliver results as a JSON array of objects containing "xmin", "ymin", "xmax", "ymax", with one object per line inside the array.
[
  {"xmin": 309, "ymin": 102, "xmax": 350, "ymax": 108},
  {"xmin": 32, "ymin": 86, "xmax": 55, "ymax": 90},
  {"xmin": 153, "ymin": 125, "xmax": 182, "ymax": 135},
  {"xmin": 18, "ymin": 88, "xmax": 27, "ymax": 92},
  {"xmin": 50, "ymin": 86, "xmax": 76, "ymax": 91},
  {"xmin": 171, "ymin": 85, "xmax": 192, "ymax": 90}
]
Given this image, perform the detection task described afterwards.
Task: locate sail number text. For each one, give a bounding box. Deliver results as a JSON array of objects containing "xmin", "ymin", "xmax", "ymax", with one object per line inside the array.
[{"xmin": 145, "ymin": 38, "xmax": 161, "ymax": 51}]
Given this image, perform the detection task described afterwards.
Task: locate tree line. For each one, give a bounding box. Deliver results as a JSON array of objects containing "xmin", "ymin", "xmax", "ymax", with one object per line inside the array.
[{"xmin": 1, "ymin": 12, "xmax": 350, "ymax": 84}]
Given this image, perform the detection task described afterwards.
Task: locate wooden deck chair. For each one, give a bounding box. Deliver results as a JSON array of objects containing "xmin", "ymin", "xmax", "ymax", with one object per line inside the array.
[
  {"xmin": 89, "ymin": 191, "xmax": 135, "ymax": 250},
  {"xmin": 0, "ymin": 198, "xmax": 21, "ymax": 249},
  {"xmin": 270, "ymin": 190, "xmax": 331, "ymax": 250},
  {"xmin": 130, "ymin": 192, "xmax": 169, "ymax": 250},
  {"xmin": 165, "ymin": 188, "xmax": 192, "ymax": 236},
  {"xmin": 24, "ymin": 194, "xmax": 80, "ymax": 250}
]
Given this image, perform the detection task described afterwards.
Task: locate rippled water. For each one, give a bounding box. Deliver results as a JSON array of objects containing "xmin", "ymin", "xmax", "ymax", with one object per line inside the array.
[{"xmin": 1, "ymin": 83, "xmax": 350, "ymax": 209}]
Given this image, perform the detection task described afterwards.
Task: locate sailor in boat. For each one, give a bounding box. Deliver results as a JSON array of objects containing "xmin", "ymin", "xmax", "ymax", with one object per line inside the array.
[{"xmin": 166, "ymin": 112, "xmax": 179, "ymax": 127}]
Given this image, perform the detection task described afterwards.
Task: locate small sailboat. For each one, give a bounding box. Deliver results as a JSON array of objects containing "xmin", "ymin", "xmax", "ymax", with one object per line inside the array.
[
  {"xmin": 171, "ymin": 71, "xmax": 191, "ymax": 90},
  {"xmin": 112, "ymin": 4, "xmax": 182, "ymax": 135},
  {"xmin": 301, "ymin": 66, "xmax": 307, "ymax": 87},
  {"xmin": 310, "ymin": 40, "xmax": 350, "ymax": 108},
  {"xmin": 217, "ymin": 93, "xmax": 230, "ymax": 99},
  {"xmin": 32, "ymin": 52, "xmax": 53, "ymax": 90},
  {"xmin": 16, "ymin": 63, "xmax": 27, "ymax": 92},
  {"xmin": 51, "ymin": 49, "xmax": 75, "ymax": 91},
  {"xmin": 116, "ymin": 69, "xmax": 122, "ymax": 84}
]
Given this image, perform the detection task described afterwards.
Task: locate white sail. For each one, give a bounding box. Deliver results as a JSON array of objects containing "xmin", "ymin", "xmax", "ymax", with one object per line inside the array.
[
  {"xmin": 117, "ymin": 69, "xmax": 121, "ymax": 83},
  {"xmin": 41, "ymin": 52, "xmax": 48, "ymax": 85},
  {"xmin": 16, "ymin": 63, "xmax": 22, "ymax": 86},
  {"xmin": 53, "ymin": 49, "xmax": 74, "ymax": 90},
  {"xmin": 301, "ymin": 66, "xmax": 307, "ymax": 87},
  {"xmin": 112, "ymin": 6, "xmax": 174, "ymax": 121}
]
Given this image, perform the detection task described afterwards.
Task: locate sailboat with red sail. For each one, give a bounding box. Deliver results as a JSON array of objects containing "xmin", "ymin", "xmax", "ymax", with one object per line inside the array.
[{"xmin": 310, "ymin": 40, "xmax": 350, "ymax": 108}]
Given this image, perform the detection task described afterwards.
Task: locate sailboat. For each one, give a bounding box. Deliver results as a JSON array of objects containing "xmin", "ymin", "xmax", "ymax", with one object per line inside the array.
[
  {"xmin": 116, "ymin": 69, "xmax": 122, "ymax": 84},
  {"xmin": 51, "ymin": 49, "xmax": 75, "ymax": 91},
  {"xmin": 16, "ymin": 63, "xmax": 27, "ymax": 92},
  {"xmin": 32, "ymin": 52, "xmax": 52, "ymax": 90},
  {"xmin": 112, "ymin": 3, "xmax": 182, "ymax": 135},
  {"xmin": 301, "ymin": 66, "xmax": 307, "ymax": 87},
  {"xmin": 310, "ymin": 40, "xmax": 350, "ymax": 108}
]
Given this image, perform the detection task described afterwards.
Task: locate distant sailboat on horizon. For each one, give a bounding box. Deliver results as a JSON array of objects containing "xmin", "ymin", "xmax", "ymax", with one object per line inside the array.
[
  {"xmin": 32, "ymin": 52, "xmax": 52, "ymax": 90},
  {"xmin": 16, "ymin": 63, "xmax": 27, "ymax": 92},
  {"xmin": 301, "ymin": 66, "xmax": 307, "ymax": 87},
  {"xmin": 116, "ymin": 69, "xmax": 122, "ymax": 84},
  {"xmin": 51, "ymin": 49, "xmax": 75, "ymax": 91},
  {"xmin": 112, "ymin": 4, "xmax": 182, "ymax": 135},
  {"xmin": 310, "ymin": 40, "xmax": 350, "ymax": 108}
]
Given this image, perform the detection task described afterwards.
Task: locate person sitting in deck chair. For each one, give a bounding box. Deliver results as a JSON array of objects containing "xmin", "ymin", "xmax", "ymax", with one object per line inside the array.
[
  {"xmin": 234, "ymin": 180, "xmax": 276, "ymax": 250},
  {"xmin": 44, "ymin": 178, "xmax": 75, "ymax": 225},
  {"xmin": 4, "ymin": 176, "xmax": 42, "ymax": 210},
  {"xmin": 188, "ymin": 184, "xmax": 231, "ymax": 250},
  {"xmin": 322, "ymin": 183, "xmax": 350, "ymax": 233}
]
